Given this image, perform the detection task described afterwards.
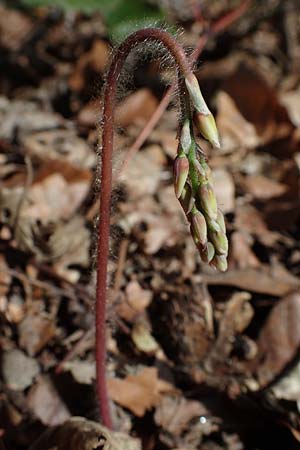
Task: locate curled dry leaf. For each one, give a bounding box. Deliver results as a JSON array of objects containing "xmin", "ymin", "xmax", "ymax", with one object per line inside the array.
[
  {"xmin": 116, "ymin": 280, "xmax": 153, "ymax": 322},
  {"xmin": 107, "ymin": 367, "xmax": 174, "ymax": 417},
  {"xmin": 205, "ymin": 292, "xmax": 254, "ymax": 372},
  {"xmin": 254, "ymin": 292, "xmax": 300, "ymax": 388},
  {"xmin": 131, "ymin": 318, "xmax": 160, "ymax": 355},
  {"xmin": 29, "ymin": 416, "xmax": 141, "ymax": 450}
]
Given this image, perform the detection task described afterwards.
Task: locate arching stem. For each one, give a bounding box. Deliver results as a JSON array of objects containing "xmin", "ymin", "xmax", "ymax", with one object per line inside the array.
[{"xmin": 96, "ymin": 28, "xmax": 194, "ymax": 429}]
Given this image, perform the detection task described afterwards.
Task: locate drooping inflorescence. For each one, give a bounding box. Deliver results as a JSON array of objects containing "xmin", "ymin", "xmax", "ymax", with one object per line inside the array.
[{"xmin": 173, "ymin": 74, "xmax": 228, "ymax": 271}]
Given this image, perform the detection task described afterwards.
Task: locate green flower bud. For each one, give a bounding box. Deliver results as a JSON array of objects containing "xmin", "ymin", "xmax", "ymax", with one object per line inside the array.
[
  {"xmin": 209, "ymin": 228, "xmax": 228, "ymax": 256},
  {"xmin": 179, "ymin": 184, "xmax": 194, "ymax": 214},
  {"xmin": 180, "ymin": 119, "xmax": 192, "ymax": 153},
  {"xmin": 173, "ymin": 154, "xmax": 189, "ymax": 199},
  {"xmin": 199, "ymin": 242, "xmax": 215, "ymax": 263},
  {"xmin": 211, "ymin": 254, "xmax": 228, "ymax": 272},
  {"xmin": 194, "ymin": 111, "xmax": 220, "ymax": 148},
  {"xmin": 198, "ymin": 183, "xmax": 218, "ymax": 221},
  {"xmin": 217, "ymin": 209, "xmax": 226, "ymax": 233},
  {"xmin": 190, "ymin": 209, "xmax": 207, "ymax": 247},
  {"xmin": 185, "ymin": 74, "xmax": 210, "ymax": 115}
]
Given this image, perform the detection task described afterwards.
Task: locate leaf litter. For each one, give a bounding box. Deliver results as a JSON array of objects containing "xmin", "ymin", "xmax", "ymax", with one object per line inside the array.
[{"xmin": 1, "ymin": 1, "xmax": 300, "ymax": 449}]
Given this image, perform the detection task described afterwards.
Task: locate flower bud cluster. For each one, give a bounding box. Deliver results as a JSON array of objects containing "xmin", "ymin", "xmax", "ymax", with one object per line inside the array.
[{"xmin": 173, "ymin": 119, "xmax": 228, "ymax": 271}]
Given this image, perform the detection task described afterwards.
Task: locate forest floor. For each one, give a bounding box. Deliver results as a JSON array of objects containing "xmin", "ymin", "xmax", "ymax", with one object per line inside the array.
[{"xmin": 1, "ymin": 1, "xmax": 300, "ymax": 449}]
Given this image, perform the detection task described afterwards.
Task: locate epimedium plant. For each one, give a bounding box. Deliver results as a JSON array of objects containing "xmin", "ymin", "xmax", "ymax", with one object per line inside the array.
[{"xmin": 96, "ymin": 27, "xmax": 228, "ymax": 429}]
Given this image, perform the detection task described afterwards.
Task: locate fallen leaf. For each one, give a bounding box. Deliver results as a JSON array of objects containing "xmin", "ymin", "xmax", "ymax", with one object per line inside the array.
[
  {"xmin": 2, "ymin": 349, "xmax": 40, "ymax": 391},
  {"xmin": 231, "ymin": 231, "xmax": 261, "ymax": 269},
  {"xmin": 202, "ymin": 267, "xmax": 300, "ymax": 296},
  {"xmin": 69, "ymin": 39, "xmax": 110, "ymax": 91},
  {"xmin": 131, "ymin": 319, "xmax": 160, "ymax": 354},
  {"xmin": 205, "ymin": 292, "xmax": 253, "ymax": 371},
  {"xmin": 242, "ymin": 174, "xmax": 288, "ymax": 200},
  {"xmin": 212, "ymin": 168, "xmax": 235, "ymax": 213},
  {"xmin": 154, "ymin": 395, "xmax": 207, "ymax": 435},
  {"xmin": 19, "ymin": 313, "xmax": 56, "ymax": 356},
  {"xmin": 64, "ymin": 361, "xmax": 95, "ymax": 385},
  {"xmin": 254, "ymin": 292, "xmax": 300, "ymax": 387},
  {"xmin": 27, "ymin": 375, "xmax": 71, "ymax": 426},
  {"xmin": 24, "ymin": 130, "xmax": 95, "ymax": 168},
  {"xmin": 122, "ymin": 144, "xmax": 167, "ymax": 198},
  {"xmin": 115, "ymin": 89, "xmax": 159, "ymax": 128},
  {"xmin": 216, "ymin": 90, "xmax": 259, "ymax": 151},
  {"xmin": 29, "ymin": 416, "xmax": 141, "ymax": 450},
  {"xmin": 116, "ymin": 281, "xmax": 152, "ymax": 322},
  {"xmin": 107, "ymin": 367, "xmax": 174, "ymax": 417}
]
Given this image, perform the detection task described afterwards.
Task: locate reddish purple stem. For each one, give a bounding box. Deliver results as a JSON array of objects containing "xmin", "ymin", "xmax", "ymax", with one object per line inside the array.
[{"xmin": 96, "ymin": 28, "xmax": 193, "ymax": 429}]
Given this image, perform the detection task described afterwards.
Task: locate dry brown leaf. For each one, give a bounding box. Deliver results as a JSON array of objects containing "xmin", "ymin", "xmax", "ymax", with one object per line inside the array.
[
  {"xmin": 254, "ymin": 292, "xmax": 300, "ymax": 387},
  {"xmin": 19, "ymin": 312, "xmax": 56, "ymax": 356},
  {"xmin": 216, "ymin": 91, "xmax": 259, "ymax": 151},
  {"xmin": 205, "ymin": 292, "xmax": 253, "ymax": 371},
  {"xmin": 231, "ymin": 231, "xmax": 261, "ymax": 269},
  {"xmin": 212, "ymin": 168, "xmax": 235, "ymax": 214},
  {"xmin": 242, "ymin": 174, "xmax": 288, "ymax": 200},
  {"xmin": 29, "ymin": 416, "xmax": 141, "ymax": 450},
  {"xmin": 121, "ymin": 144, "xmax": 167, "ymax": 198},
  {"xmin": 154, "ymin": 395, "xmax": 207, "ymax": 436},
  {"xmin": 69, "ymin": 39, "xmax": 110, "ymax": 91},
  {"xmin": 24, "ymin": 130, "xmax": 95, "ymax": 168},
  {"xmin": 107, "ymin": 367, "xmax": 174, "ymax": 417},
  {"xmin": 116, "ymin": 280, "xmax": 152, "ymax": 322},
  {"xmin": 27, "ymin": 375, "xmax": 71, "ymax": 426},
  {"xmin": 0, "ymin": 97, "xmax": 63, "ymax": 141},
  {"xmin": 115, "ymin": 89, "xmax": 159, "ymax": 128},
  {"xmin": 235, "ymin": 204, "xmax": 279, "ymax": 246},
  {"xmin": 203, "ymin": 266, "xmax": 300, "ymax": 296},
  {"xmin": 222, "ymin": 66, "xmax": 292, "ymax": 143}
]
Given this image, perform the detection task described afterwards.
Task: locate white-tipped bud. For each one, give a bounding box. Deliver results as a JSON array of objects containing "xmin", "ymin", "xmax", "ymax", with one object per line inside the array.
[
  {"xmin": 180, "ymin": 119, "xmax": 192, "ymax": 153},
  {"xmin": 194, "ymin": 111, "xmax": 220, "ymax": 148},
  {"xmin": 185, "ymin": 73, "xmax": 210, "ymax": 115}
]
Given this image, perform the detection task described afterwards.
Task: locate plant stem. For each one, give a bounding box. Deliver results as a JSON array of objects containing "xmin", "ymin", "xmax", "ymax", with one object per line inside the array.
[{"xmin": 96, "ymin": 28, "xmax": 193, "ymax": 429}]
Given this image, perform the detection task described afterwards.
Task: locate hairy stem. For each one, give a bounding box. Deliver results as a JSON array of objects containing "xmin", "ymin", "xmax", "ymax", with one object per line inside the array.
[{"xmin": 96, "ymin": 28, "xmax": 193, "ymax": 429}]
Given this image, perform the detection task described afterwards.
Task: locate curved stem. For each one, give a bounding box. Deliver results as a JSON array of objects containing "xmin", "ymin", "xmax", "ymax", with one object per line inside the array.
[{"xmin": 96, "ymin": 28, "xmax": 193, "ymax": 429}]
